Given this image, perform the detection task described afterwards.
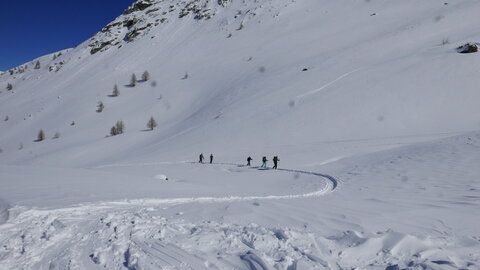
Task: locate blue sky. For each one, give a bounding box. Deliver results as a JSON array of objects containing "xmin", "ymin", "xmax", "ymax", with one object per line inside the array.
[{"xmin": 0, "ymin": 0, "xmax": 137, "ymax": 71}]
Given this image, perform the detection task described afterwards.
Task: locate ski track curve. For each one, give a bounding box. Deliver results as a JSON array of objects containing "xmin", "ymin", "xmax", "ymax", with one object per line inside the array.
[
  {"xmin": 2, "ymin": 164, "xmax": 475, "ymax": 270},
  {"xmin": 1, "ymin": 161, "xmax": 338, "ymax": 227},
  {"xmin": 0, "ymin": 162, "xmax": 339, "ymax": 270},
  {"xmin": 92, "ymin": 161, "xmax": 338, "ymax": 208}
]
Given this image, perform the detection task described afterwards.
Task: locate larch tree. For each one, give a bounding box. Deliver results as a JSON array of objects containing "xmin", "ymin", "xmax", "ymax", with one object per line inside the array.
[
  {"xmin": 147, "ymin": 116, "xmax": 157, "ymax": 130},
  {"xmin": 112, "ymin": 85, "xmax": 120, "ymax": 97},
  {"xmin": 37, "ymin": 129, "xmax": 45, "ymax": 141},
  {"xmin": 97, "ymin": 101, "xmax": 104, "ymax": 112},
  {"xmin": 130, "ymin": 73, "xmax": 137, "ymax": 87},
  {"xmin": 142, "ymin": 70, "xmax": 150, "ymax": 81}
]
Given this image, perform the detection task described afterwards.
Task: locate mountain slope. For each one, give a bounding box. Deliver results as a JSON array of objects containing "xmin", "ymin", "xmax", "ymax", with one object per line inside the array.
[
  {"xmin": 0, "ymin": 0, "xmax": 480, "ymax": 269},
  {"xmin": 1, "ymin": 0, "xmax": 480, "ymax": 166}
]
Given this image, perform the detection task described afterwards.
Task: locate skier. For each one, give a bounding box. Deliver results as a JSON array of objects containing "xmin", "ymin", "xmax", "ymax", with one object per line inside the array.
[
  {"xmin": 272, "ymin": 156, "xmax": 280, "ymax": 169},
  {"xmin": 247, "ymin": 156, "xmax": 252, "ymax": 166},
  {"xmin": 261, "ymin": 156, "xmax": 268, "ymax": 168},
  {"xmin": 199, "ymin": 153, "xmax": 204, "ymax": 163},
  {"xmin": 210, "ymin": 154, "xmax": 213, "ymax": 164}
]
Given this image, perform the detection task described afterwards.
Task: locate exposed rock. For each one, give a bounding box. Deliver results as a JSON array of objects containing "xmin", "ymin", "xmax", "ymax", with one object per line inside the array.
[
  {"xmin": 125, "ymin": 24, "xmax": 152, "ymax": 42},
  {"xmin": 123, "ymin": 18, "xmax": 140, "ymax": 29},
  {"xmin": 145, "ymin": 8, "xmax": 160, "ymax": 15},
  {"xmin": 102, "ymin": 22, "xmax": 122, "ymax": 33},
  {"xmin": 90, "ymin": 40, "xmax": 114, "ymax": 55},
  {"xmin": 124, "ymin": 0, "xmax": 154, "ymax": 15},
  {"xmin": 86, "ymin": 0, "xmax": 240, "ymax": 54},
  {"xmin": 457, "ymin": 43, "xmax": 478, "ymax": 54},
  {"xmin": 218, "ymin": 0, "xmax": 231, "ymax": 7}
]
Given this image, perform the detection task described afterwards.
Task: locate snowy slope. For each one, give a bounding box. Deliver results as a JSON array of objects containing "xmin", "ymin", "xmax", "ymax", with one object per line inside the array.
[
  {"xmin": 1, "ymin": 0, "xmax": 480, "ymax": 166},
  {"xmin": 1, "ymin": 0, "xmax": 480, "ymax": 269}
]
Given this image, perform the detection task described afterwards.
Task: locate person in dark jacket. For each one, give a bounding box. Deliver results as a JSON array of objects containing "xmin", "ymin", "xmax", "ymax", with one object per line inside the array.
[
  {"xmin": 247, "ymin": 156, "xmax": 252, "ymax": 166},
  {"xmin": 272, "ymin": 156, "xmax": 280, "ymax": 169},
  {"xmin": 210, "ymin": 154, "xmax": 213, "ymax": 164},
  {"xmin": 199, "ymin": 153, "xmax": 204, "ymax": 163},
  {"xmin": 261, "ymin": 156, "xmax": 268, "ymax": 168}
]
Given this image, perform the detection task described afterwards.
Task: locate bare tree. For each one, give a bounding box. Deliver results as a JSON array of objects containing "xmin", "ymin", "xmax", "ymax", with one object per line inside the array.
[
  {"xmin": 96, "ymin": 101, "xmax": 104, "ymax": 112},
  {"xmin": 110, "ymin": 126, "xmax": 118, "ymax": 136},
  {"xmin": 37, "ymin": 129, "xmax": 45, "ymax": 141},
  {"xmin": 110, "ymin": 120, "xmax": 125, "ymax": 136},
  {"xmin": 142, "ymin": 70, "xmax": 150, "ymax": 81},
  {"xmin": 130, "ymin": 73, "xmax": 137, "ymax": 87},
  {"xmin": 147, "ymin": 116, "xmax": 157, "ymax": 130},
  {"xmin": 6, "ymin": 83, "xmax": 13, "ymax": 90},
  {"xmin": 116, "ymin": 120, "xmax": 125, "ymax": 134},
  {"xmin": 112, "ymin": 85, "xmax": 120, "ymax": 97}
]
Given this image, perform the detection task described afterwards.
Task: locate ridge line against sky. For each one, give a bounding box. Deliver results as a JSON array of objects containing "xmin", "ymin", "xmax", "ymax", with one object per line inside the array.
[{"xmin": 0, "ymin": 0, "xmax": 137, "ymax": 71}]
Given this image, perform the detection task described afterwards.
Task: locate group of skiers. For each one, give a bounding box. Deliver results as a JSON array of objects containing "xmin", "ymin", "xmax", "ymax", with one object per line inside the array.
[
  {"xmin": 199, "ymin": 154, "xmax": 280, "ymax": 169},
  {"xmin": 198, "ymin": 153, "xmax": 214, "ymax": 164}
]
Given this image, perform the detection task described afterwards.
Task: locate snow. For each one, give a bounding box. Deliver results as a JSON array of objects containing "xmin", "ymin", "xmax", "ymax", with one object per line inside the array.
[
  {"xmin": 0, "ymin": 198, "xmax": 10, "ymax": 225},
  {"xmin": 1, "ymin": 0, "xmax": 480, "ymax": 269}
]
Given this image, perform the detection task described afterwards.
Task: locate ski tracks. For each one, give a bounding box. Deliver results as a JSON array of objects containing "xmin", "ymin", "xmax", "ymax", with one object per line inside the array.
[
  {"xmin": 294, "ymin": 68, "xmax": 362, "ymax": 106},
  {"xmin": 0, "ymin": 162, "xmax": 339, "ymax": 269},
  {"xmin": 93, "ymin": 161, "xmax": 338, "ymax": 208}
]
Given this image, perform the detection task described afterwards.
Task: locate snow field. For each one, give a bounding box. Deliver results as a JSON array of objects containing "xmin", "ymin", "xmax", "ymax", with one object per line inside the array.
[
  {"xmin": 0, "ymin": 162, "xmax": 334, "ymax": 207},
  {"xmin": 1, "ymin": 201, "xmax": 477, "ymax": 270},
  {"xmin": 1, "ymin": 132, "xmax": 480, "ymax": 269},
  {"xmin": 1, "ymin": 0, "xmax": 480, "ymax": 268}
]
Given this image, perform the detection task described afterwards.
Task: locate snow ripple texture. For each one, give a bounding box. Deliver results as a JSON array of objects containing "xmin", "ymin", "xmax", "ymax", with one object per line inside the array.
[{"xmin": 1, "ymin": 205, "xmax": 476, "ymax": 270}]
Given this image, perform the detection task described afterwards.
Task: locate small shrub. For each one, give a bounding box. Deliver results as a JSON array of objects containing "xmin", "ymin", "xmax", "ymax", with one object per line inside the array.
[
  {"xmin": 116, "ymin": 120, "xmax": 125, "ymax": 134},
  {"xmin": 70, "ymin": 121, "xmax": 75, "ymax": 126},
  {"xmin": 0, "ymin": 147, "xmax": 3, "ymax": 153},
  {"xmin": 147, "ymin": 116, "xmax": 157, "ymax": 130},
  {"xmin": 130, "ymin": 73, "xmax": 137, "ymax": 87},
  {"xmin": 6, "ymin": 83, "xmax": 13, "ymax": 90},
  {"xmin": 110, "ymin": 126, "xmax": 118, "ymax": 136},
  {"xmin": 96, "ymin": 101, "xmax": 104, "ymax": 112},
  {"xmin": 52, "ymin": 132, "xmax": 60, "ymax": 139},
  {"xmin": 112, "ymin": 85, "xmax": 120, "ymax": 97},
  {"xmin": 182, "ymin": 72, "xmax": 189, "ymax": 80},
  {"xmin": 4, "ymin": 115, "xmax": 8, "ymax": 121},
  {"xmin": 18, "ymin": 143, "xmax": 23, "ymax": 150},
  {"xmin": 441, "ymin": 38, "xmax": 449, "ymax": 45},
  {"xmin": 37, "ymin": 129, "xmax": 45, "ymax": 141},
  {"xmin": 110, "ymin": 120, "xmax": 125, "ymax": 136},
  {"xmin": 34, "ymin": 61, "xmax": 41, "ymax": 69},
  {"xmin": 142, "ymin": 70, "xmax": 150, "ymax": 81}
]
